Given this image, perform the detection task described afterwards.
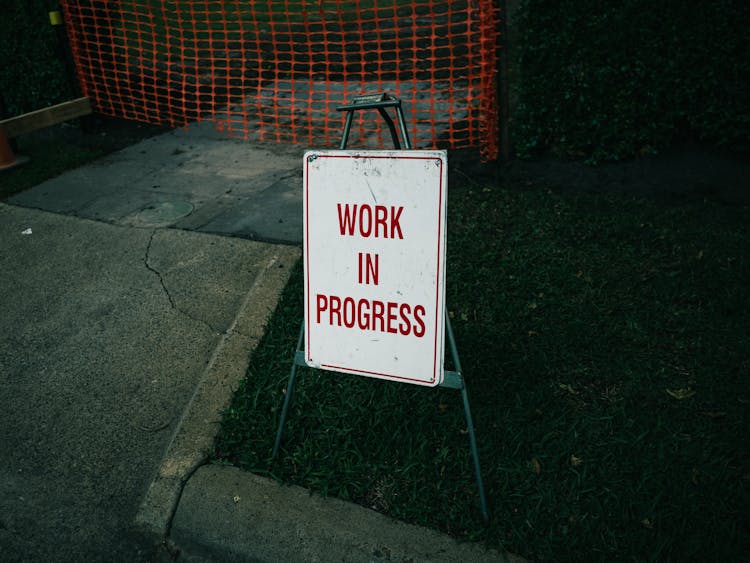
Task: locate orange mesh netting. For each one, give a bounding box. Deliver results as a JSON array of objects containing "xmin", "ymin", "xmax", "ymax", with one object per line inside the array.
[{"xmin": 60, "ymin": 1, "xmax": 499, "ymax": 159}]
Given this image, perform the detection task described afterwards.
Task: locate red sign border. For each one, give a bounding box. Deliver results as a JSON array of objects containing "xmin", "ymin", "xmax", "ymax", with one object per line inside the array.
[{"xmin": 304, "ymin": 152, "xmax": 445, "ymax": 386}]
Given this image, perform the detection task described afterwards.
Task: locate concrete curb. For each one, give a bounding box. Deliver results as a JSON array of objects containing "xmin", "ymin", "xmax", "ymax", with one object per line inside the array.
[
  {"xmin": 170, "ymin": 465, "xmax": 522, "ymax": 563},
  {"xmin": 134, "ymin": 241, "xmax": 301, "ymax": 540}
]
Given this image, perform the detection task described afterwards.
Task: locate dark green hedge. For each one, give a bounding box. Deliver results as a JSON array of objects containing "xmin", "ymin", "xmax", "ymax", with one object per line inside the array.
[
  {"xmin": 513, "ymin": 0, "xmax": 750, "ymax": 162},
  {"xmin": 0, "ymin": 2, "xmax": 73, "ymax": 117}
]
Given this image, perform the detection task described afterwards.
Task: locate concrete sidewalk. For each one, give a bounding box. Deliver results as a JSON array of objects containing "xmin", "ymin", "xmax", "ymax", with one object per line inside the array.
[
  {"xmin": 1, "ymin": 130, "xmax": 514, "ymax": 562},
  {"xmin": 9, "ymin": 126, "xmax": 305, "ymax": 244},
  {"xmin": 0, "ymin": 202, "xmax": 298, "ymax": 561}
]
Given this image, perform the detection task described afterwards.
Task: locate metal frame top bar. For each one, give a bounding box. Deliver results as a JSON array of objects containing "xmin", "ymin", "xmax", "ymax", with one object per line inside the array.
[{"xmin": 336, "ymin": 92, "xmax": 412, "ymax": 151}]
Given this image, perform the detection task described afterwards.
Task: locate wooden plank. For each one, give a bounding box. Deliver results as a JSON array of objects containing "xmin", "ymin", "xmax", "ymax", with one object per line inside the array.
[{"xmin": 0, "ymin": 97, "xmax": 92, "ymax": 138}]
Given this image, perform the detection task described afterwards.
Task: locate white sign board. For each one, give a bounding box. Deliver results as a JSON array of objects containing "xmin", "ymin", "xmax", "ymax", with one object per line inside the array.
[{"xmin": 303, "ymin": 150, "xmax": 447, "ymax": 386}]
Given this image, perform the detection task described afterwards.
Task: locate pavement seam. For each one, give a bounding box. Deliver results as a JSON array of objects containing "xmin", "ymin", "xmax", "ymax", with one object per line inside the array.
[{"xmin": 133, "ymin": 247, "xmax": 299, "ymax": 544}]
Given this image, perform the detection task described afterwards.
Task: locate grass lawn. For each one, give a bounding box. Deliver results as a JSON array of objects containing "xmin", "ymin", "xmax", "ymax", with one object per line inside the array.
[{"xmin": 214, "ymin": 169, "xmax": 749, "ymax": 560}]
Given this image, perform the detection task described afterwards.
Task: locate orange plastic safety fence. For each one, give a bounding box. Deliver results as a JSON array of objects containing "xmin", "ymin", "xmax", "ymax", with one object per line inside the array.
[{"xmin": 60, "ymin": 1, "xmax": 499, "ymax": 159}]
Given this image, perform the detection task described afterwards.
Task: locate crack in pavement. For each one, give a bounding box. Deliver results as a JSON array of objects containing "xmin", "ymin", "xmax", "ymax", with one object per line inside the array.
[
  {"xmin": 143, "ymin": 229, "xmax": 222, "ymax": 335},
  {"xmin": 144, "ymin": 230, "xmax": 177, "ymax": 309}
]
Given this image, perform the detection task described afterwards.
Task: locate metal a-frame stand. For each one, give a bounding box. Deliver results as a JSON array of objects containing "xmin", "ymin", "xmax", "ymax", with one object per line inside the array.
[{"xmin": 272, "ymin": 93, "xmax": 488, "ymax": 522}]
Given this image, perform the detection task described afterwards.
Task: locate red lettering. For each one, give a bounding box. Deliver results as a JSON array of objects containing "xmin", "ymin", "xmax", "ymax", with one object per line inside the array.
[
  {"xmin": 371, "ymin": 300, "xmax": 385, "ymax": 332},
  {"xmin": 386, "ymin": 302, "xmax": 399, "ymax": 334},
  {"xmin": 359, "ymin": 204, "xmax": 372, "ymax": 237},
  {"xmin": 336, "ymin": 203, "xmax": 404, "ymax": 239},
  {"xmin": 367, "ymin": 253, "xmax": 378, "ymax": 285},
  {"xmin": 343, "ymin": 297, "xmax": 356, "ymax": 328},
  {"xmin": 391, "ymin": 206, "xmax": 404, "ymax": 239},
  {"xmin": 358, "ymin": 252, "xmax": 379, "ymax": 285},
  {"xmin": 337, "ymin": 204, "xmax": 357, "ymax": 235},
  {"xmin": 375, "ymin": 205, "xmax": 387, "ymax": 237},
  {"xmin": 413, "ymin": 305, "xmax": 426, "ymax": 337},
  {"xmin": 329, "ymin": 295, "xmax": 342, "ymax": 326},
  {"xmin": 357, "ymin": 298, "xmax": 370, "ymax": 330},
  {"xmin": 316, "ymin": 294, "xmax": 328, "ymax": 324},
  {"xmin": 398, "ymin": 303, "xmax": 412, "ymax": 335},
  {"xmin": 314, "ymin": 294, "xmax": 426, "ymax": 338}
]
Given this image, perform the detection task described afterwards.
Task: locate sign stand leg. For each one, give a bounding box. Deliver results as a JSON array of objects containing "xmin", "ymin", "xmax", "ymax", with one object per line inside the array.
[
  {"xmin": 443, "ymin": 314, "xmax": 490, "ymax": 523},
  {"xmin": 272, "ymin": 322, "xmax": 305, "ymax": 459}
]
